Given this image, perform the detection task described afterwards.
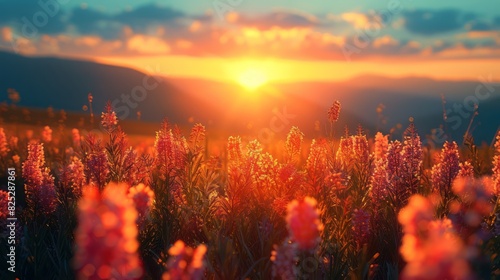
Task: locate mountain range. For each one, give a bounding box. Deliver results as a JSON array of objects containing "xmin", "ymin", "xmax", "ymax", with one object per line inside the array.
[{"xmin": 0, "ymin": 50, "xmax": 498, "ymax": 145}]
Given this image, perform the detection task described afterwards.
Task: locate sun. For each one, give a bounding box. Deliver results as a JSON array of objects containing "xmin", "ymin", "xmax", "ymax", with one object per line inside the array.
[{"xmin": 237, "ymin": 68, "xmax": 269, "ymax": 90}]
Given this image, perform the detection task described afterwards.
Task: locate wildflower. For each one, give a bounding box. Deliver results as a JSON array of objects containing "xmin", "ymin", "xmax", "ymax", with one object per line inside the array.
[
  {"xmin": 399, "ymin": 195, "xmax": 472, "ymax": 280},
  {"xmin": 401, "ymin": 123, "xmax": 423, "ymax": 185},
  {"xmin": 353, "ymin": 133, "xmax": 370, "ymax": 164},
  {"xmin": 189, "ymin": 123, "xmax": 206, "ymax": 153},
  {"xmin": 306, "ymin": 139, "xmax": 328, "ymax": 183},
  {"xmin": 387, "ymin": 140, "xmax": 402, "ymax": 177},
  {"xmin": 457, "ymin": 161, "xmax": 474, "ymax": 178},
  {"xmin": 74, "ymin": 183, "xmax": 143, "ymax": 279},
  {"xmin": 285, "ymin": 126, "xmax": 304, "ymax": 163},
  {"xmin": 227, "ymin": 136, "xmax": 243, "ymax": 165},
  {"xmin": 286, "ymin": 196, "xmax": 323, "ymax": 251},
  {"xmin": 128, "ymin": 183, "xmax": 155, "ymax": 223},
  {"xmin": 271, "ymin": 240, "xmax": 298, "ymax": 280},
  {"xmin": 336, "ymin": 135, "xmax": 353, "ymax": 168},
  {"xmin": 0, "ymin": 190, "xmax": 8, "ymax": 215},
  {"xmin": 72, "ymin": 128, "xmax": 81, "ymax": 147},
  {"xmin": 451, "ymin": 177, "xmax": 494, "ymax": 228},
  {"xmin": 253, "ymin": 152, "xmax": 279, "ymax": 194},
  {"xmin": 431, "ymin": 141, "xmax": 460, "ymax": 200},
  {"xmin": 60, "ymin": 156, "xmax": 86, "ymax": 199},
  {"xmin": 370, "ymin": 152, "xmax": 389, "ymax": 207},
  {"xmin": 123, "ymin": 148, "xmax": 140, "ymax": 186},
  {"xmin": 352, "ymin": 209, "xmax": 371, "ymax": 249},
  {"xmin": 392, "ymin": 123, "xmax": 423, "ymax": 206},
  {"xmin": 84, "ymin": 135, "xmax": 109, "ymax": 189},
  {"xmin": 41, "ymin": 125, "xmax": 53, "ymax": 143},
  {"xmin": 327, "ymin": 100, "xmax": 341, "ymax": 123},
  {"xmin": 101, "ymin": 102, "xmax": 118, "ymax": 132},
  {"xmin": 373, "ymin": 132, "xmax": 388, "ymax": 162},
  {"xmin": 0, "ymin": 127, "xmax": 9, "ymax": 157},
  {"xmin": 154, "ymin": 124, "xmax": 187, "ymax": 178},
  {"xmin": 22, "ymin": 143, "xmax": 57, "ymax": 215},
  {"xmin": 492, "ymin": 130, "xmax": 500, "ymax": 195},
  {"xmin": 163, "ymin": 240, "xmax": 207, "ymax": 280}
]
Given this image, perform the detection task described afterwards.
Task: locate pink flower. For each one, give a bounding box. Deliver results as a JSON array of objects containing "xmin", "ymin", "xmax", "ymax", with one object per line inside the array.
[
  {"xmin": 74, "ymin": 183, "xmax": 143, "ymax": 280},
  {"xmin": 431, "ymin": 141, "xmax": 460, "ymax": 200},
  {"xmin": 271, "ymin": 240, "xmax": 298, "ymax": 280},
  {"xmin": 352, "ymin": 209, "xmax": 371, "ymax": 249},
  {"xmin": 286, "ymin": 196, "xmax": 323, "ymax": 251},
  {"xmin": 452, "ymin": 177, "xmax": 495, "ymax": 228},
  {"xmin": 163, "ymin": 240, "xmax": 207, "ymax": 280},
  {"xmin": 0, "ymin": 190, "xmax": 9, "ymax": 221},
  {"xmin": 101, "ymin": 102, "xmax": 118, "ymax": 132},
  {"xmin": 399, "ymin": 195, "xmax": 472, "ymax": 280},
  {"xmin": 128, "ymin": 184, "xmax": 155, "ymax": 223},
  {"xmin": 84, "ymin": 135, "xmax": 109, "ymax": 189},
  {"xmin": 327, "ymin": 100, "xmax": 341, "ymax": 123},
  {"xmin": 400, "ymin": 123, "xmax": 423, "ymax": 196},
  {"xmin": 60, "ymin": 156, "xmax": 86, "ymax": 199},
  {"xmin": 154, "ymin": 125, "xmax": 187, "ymax": 178},
  {"xmin": 22, "ymin": 143, "xmax": 57, "ymax": 215}
]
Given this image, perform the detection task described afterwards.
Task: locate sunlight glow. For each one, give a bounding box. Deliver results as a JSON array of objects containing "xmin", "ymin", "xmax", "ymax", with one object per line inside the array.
[{"xmin": 237, "ymin": 68, "xmax": 269, "ymax": 90}]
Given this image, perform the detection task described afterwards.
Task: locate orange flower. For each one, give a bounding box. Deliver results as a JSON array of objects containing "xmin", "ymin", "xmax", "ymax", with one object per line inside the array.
[{"xmin": 163, "ymin": 240, "xmax": 207, "ymax": 280}]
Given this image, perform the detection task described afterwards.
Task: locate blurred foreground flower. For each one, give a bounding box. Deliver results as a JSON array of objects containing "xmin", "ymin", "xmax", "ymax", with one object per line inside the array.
[
  {"xmin": 286, "ymin": 196, "xmax": 323, "ymax": 251},
  {"xmin": 271, "ymin": 240, "xmax": 298, "ymax": 280},
  {"xmin": 451, "ymin": 177, "xmax": 495, "ymax": 229},
  {"xmin": 399, "ymin": 195, "xmax": 472, "ymax": 280},
  {"xmin": 74, "ymin": 183, "xmax": 143, "ymax": 280},
  {"xmin": 163, "ymin": 240, "xmax": 207, "ymax": 280}
]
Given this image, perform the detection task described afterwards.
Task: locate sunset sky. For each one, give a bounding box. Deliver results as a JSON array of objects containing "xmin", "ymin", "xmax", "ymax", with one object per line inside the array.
[{"xmin": 1, "ymin": 0, "xmax": 499, "ymax": 83}]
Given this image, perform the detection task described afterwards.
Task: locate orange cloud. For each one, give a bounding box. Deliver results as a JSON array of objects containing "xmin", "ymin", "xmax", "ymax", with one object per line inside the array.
[
  {"xmin": 126, "ymin": 35, "xmax": 171, "ymax": 54},
  {"xmin": 373, "ymin": 35, "xmax": 398, "ymax": 48},
  {"xmin": 341, "ymin": 12, "xmax": 371, "ymax": 28}
]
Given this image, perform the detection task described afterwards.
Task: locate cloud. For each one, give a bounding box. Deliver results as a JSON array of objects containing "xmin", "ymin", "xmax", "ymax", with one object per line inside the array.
[
  {"xmin": 68, "ymin": 4, "xmax": 202, "ymax": 39},
  {"xmin": 114, "ymin": 4, "xmax": 186, "ymax": 28},
  {"xmin": 126, "ymin": 35, "xmax": 171, "ymax": 54},
  {"xmin": 341, "ymin": 12, "xmax": 372, "ymax": 29},
  {"xmin": 233, "ymin": 11, "xmax": 321, "ymax": 29},
  {"xmin": 0, "ymin": 0, "xmax": 68, "ymax": 35},
  {"xmin": 402, "ymin": 9, "xmax": 469, "ymax": 35},
  {"xmin": 0, "ymin": 4, "xmax": 498, "ymax": 61}
]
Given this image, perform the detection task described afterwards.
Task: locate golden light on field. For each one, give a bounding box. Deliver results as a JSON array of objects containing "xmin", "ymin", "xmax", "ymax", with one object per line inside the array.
[{"xmin": 237, "ymin": 67, "xmax": 269, "ymax": 90}]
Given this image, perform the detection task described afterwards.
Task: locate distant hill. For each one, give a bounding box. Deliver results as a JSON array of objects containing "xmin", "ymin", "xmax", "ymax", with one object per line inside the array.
[{"xmin": 0, "ymin": 51, "xmax": 498, "ymax": 144}]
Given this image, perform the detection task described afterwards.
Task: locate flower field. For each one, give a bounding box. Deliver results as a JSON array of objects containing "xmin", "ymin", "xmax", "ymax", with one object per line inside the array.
[{"xmin": 1, "ymin": 101, "xmax": 500, "ymax": 280}]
